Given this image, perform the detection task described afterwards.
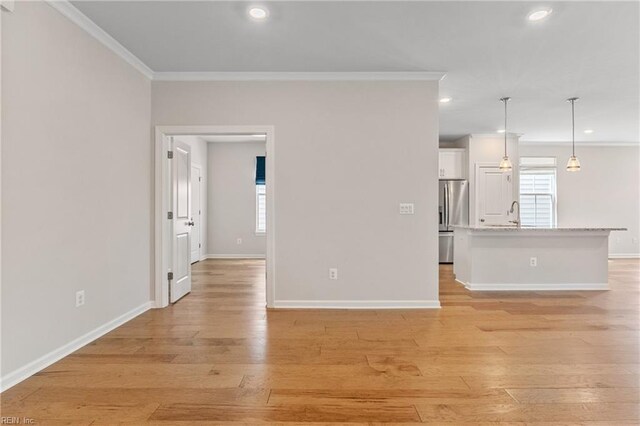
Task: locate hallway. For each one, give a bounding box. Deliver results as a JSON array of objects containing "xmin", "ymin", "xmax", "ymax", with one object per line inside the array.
[{"xmin": 1, "ymin": 259, "xmax": 639, "ymax": 423}]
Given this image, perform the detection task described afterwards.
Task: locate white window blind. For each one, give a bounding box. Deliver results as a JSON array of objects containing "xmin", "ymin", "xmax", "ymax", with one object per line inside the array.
[
  {"xmin": 519, "ymin": 159, "xmax": 557, "ymax": 228},
  {"xmin": 256, "ymin": 184, "xmax": 266, "ymax": 233}
]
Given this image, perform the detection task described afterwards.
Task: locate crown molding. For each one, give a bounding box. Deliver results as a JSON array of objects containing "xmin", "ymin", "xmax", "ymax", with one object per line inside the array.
[
  {"xmin": 46, "ymin": 0, "xmax": 154, "ymax": 79},
  {"xmin": 1, "ymin": 0, "xmax": 15, "ymax": 13},
  {"xmin": 519, "ymin": 140, "xmax": 640, "ymax": 147},
  {"xmin": 152, "ymin": 71, "xmax": 446, "ymax": 82}
]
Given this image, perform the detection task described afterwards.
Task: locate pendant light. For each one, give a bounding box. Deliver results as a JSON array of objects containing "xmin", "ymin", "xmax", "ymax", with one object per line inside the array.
[
  {"xmin": 566, "ymin": 97, "xmax": 581, "ymax": 172},
  {"xmin": 499, "ymin": 97, "xmax": 513, "ymax": 172}
]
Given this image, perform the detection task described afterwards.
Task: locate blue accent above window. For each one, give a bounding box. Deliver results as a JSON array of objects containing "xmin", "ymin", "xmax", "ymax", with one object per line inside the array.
[{"xmin": 255, "ymin": 156, "xmax": 266, "ymax": 185}]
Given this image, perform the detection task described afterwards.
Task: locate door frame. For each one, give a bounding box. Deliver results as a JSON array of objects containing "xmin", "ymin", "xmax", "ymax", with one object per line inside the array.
[
  {"xmin": 190, "ymin": 162, "xmax": 203, "ymax": 264},
  {"xmin": 154, "ymin": 125, "xmax": 276, "ymax": 309}
]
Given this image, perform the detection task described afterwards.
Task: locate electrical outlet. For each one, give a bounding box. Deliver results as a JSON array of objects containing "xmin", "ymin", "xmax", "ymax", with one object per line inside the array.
[
  {"xmin": 236, "ymin": 238, "xmax": 242, "ymax": 245},
  {"xmin": 530, "ymin": 257, "xmax": 537, "ymax": 267},
  {"xmin": 329, "ymin": 268, "xmax": 338, "ymax": 280},
  {"xmin": 399, "ymin": 203, "xmax": 415, "ymax": 215},
  {"xmin": 76, "ymin": 290, "xmax": 85, "ymax": 307}
]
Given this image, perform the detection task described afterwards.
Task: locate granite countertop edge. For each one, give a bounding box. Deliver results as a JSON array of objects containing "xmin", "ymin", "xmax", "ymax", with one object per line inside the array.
[{"xmin": 451, "ymin": 225, "xmax": 627, "ymax": 232}]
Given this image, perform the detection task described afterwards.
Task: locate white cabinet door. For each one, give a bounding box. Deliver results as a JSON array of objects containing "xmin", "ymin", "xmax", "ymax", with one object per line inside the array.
[
  {"xmin": 439, "ymin": 149, "xmax": 466, "ymax": 179},
  {"xmin": 171, "ymin": 140, "xmax": 192, "ymax": 303},
  {"xmin": 476, "ymin": 165, "xmax": 513, "ymax": 226}
]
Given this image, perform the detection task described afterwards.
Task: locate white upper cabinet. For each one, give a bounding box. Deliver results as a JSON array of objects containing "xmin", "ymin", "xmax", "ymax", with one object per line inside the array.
[{"xmin": 438, "ymin": 149, "xmax": 466, "ymax": 179}]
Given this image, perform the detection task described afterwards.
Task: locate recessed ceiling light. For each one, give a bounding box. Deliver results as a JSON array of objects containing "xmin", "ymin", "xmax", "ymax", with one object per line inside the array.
[
  {"xmin": 248, "ymin": 6, "xmax": 269, "ymax": 20},
  {"xmin": 528, "ymin": 9, "xmax": 552, "ymax": 22},
  {"xmin": 497, "ymin": 129, "xmax": 506, "ymax": 134},
  {"xmin": 584, "ymin": 129, "xmax": 594, "ymax": 134},
  {"xmin": 439, "ymin": 97, "xmax": 452, "ymax": 103}
]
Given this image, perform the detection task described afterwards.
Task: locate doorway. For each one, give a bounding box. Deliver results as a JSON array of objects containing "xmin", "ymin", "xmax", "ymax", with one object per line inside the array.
[{"xmin": 154, "ymin": 126, "xmax": 275, "ymax": 309}]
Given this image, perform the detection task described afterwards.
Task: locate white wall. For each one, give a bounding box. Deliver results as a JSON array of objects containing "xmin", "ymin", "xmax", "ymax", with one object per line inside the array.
[
  {"xmin": 152, "ymin": 81, "xmax": 440, "ymax": 305},
  {"xmin": 520, "ymin": 144, "xmax": 640, "ymax": 256},
  {"xmin": 174, "ymin": 135, "xmax": 208, "ymax": 257},
  {"xmin": 1, "ymin": 2, "xmax": 151, "ymax": 381},
  {"xmin": 208, "ymin": 141, "xmax": 266, "ymax": 257}
]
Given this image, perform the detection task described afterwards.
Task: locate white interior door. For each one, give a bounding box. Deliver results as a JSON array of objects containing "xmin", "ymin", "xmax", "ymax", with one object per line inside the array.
[
  {"xmin": 190, "ymin": 165, "xmax": 201, "ymax": 264},
  {"xmin": 476, "ymin": 165, "xmax": 513, "ymax": 226},
  {"xmin": 171, "ymin": 139, "xmax": 192, "ymax": 303}
]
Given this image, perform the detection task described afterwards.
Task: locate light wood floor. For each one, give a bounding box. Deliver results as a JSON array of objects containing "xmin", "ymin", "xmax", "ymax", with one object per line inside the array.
[{"xmin": 2, "ymin": 259, "xmax": 639, "ymax": 424}]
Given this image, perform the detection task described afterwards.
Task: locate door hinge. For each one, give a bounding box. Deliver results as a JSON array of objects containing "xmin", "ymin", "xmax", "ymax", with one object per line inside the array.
[
  {"xmin": 199, "ymin": 243, "xmax": 201, "ymax": 248},
  {"xmin": 199, "ymin": 176, "xmax": 202, "ymax": 182},
  {"xmin": 167, "ymin": 272, "xmax": 174, "ymax": 281},
  {"xmin": 167, "ymin": 211, "xmax": 173, "ymax": 220},
  {"xmin": 167, "ymin": 150, "xmax": 174, "ymax": 159}
]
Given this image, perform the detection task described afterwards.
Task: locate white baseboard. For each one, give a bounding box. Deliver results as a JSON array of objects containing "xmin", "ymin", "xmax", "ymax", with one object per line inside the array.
[
  {"xmin": 0, "ymin": 301, "xmax": 153, "ymax": 392},
  {"xmin": 273, "ymin": 300, "xmax": 441, "ymax": 309},
  {"xmin": 608, "ymin": 254, "xmax": 640, "ymax": 259},
  {"xmin": 204, "ymin": 254, "xmax": 266, "ymax": 259},
  {"xmin": 462, "ymin": 281, "xmax": 609, "ymax": 291}
]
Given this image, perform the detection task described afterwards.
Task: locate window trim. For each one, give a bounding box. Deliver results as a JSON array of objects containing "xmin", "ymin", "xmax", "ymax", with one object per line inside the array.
[{"xmin": 519, "ymin": 166, "xmax": 558, "ymax": 228}]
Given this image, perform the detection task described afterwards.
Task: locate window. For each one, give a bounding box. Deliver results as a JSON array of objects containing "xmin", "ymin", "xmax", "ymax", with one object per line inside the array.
[
  {"xmin": 255, "ymin": 156, "xmax": 266, "ymax": 234},
  {"xmin": 256, "ymin": 185, "xmax": 266, "ymax": 233},
  {"xmin": 519, "ymin": 157, "xmax": 557, "ymax": 228}
]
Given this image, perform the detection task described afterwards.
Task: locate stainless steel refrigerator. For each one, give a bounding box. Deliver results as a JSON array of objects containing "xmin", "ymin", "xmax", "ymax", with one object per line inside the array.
[{"xmin": 439, "ymin": 180, "xmax": 469, "ymax": 263}]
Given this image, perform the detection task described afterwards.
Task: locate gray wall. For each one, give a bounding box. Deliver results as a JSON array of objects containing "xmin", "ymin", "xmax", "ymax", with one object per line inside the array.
[
  {"xmin": 152, "ymin": 81, "xmax": 440, "ymax": 304},
  {"xmin": 519, "ymin": 144, "xmax": 640, "ymax": 256},
  {"xmin": 1, "ymin": 2, "xmax": 152, "ymax": 376},
  {"xmin": 208, "ymin": 142, "xmax": 267, "ymax": 257}
]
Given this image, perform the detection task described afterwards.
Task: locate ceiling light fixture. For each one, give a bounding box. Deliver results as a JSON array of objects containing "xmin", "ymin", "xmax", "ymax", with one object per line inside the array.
[
  {"xmin": 566, "ymin": 97, "xmax": 581, "ymax": 172},
  {"xmin": 497, "ymin": 129, "xmax": 506, "ymax": 134},
  {"xmin": 248, "ymin": 6, "xmax": 268, "ymax": 20},
  {"xmin": 528, "ymin": 9, "xmax": 552, "ymax": 22},
  {"xmin": 439, "ymin": 97, "xmax": 452, "ymax": 103},
  {"xmin": 499, "ymin": 97, "xmax": 513, "ymax": 172},
  {"xmin": 584, "ymin": 129, "xmax": 594, "ymax": 134}
]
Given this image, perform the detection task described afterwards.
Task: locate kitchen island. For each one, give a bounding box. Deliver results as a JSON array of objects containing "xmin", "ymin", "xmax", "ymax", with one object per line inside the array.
[{"xmin": 453, "ymin": 226, "xmax": 626, "ymax": 291}]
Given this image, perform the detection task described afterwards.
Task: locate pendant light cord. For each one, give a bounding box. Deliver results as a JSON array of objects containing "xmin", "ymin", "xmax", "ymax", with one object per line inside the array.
[
  {"xmin": 501, "ymin": 97, "xmax": 509, "ymax": 157},
  {"xmin": 504, "ymin": 99, "xmax": 507, "ymax": 156},
  {"xmin": 571, "ymin": 99, "xmax": 575, "ymax": 157}
]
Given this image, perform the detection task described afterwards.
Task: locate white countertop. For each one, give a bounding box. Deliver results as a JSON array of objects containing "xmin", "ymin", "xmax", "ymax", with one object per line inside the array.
[{"xmin": 453, "ymin": 225, "xmax": 626, "ymax": 232}]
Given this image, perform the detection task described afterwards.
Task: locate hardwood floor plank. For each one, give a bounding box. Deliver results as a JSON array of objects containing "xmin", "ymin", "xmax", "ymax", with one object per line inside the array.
[
  {"xmin": 415, "ymin": 402, "xmax": 640, "ymax": 422},
  {"xmin": 149, "ymin": 402, "xmax": 422, "ymax": 422},
  {"xmin": 461, "ymin": 374, "xmax": 640, "ymax": 389},
  {"xmin": 267, "ymin": 388, "xmax": 517, "ymax": 406},
  {"xmin": 506, "ymin": 387, "xmax": 640, "ymax": 403},
  {"xmin": 22, "ymin": 386, "xmax": 270, "ymax": 406},
  {"xmin": 1, "ymin": 258, "xmax": 638, "ymax": 424}
]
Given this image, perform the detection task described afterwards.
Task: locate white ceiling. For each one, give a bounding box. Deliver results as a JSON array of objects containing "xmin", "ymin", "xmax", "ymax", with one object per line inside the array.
[{"xmin": 71, "ymin": 1, "xmax": 639, "ymax": 143}]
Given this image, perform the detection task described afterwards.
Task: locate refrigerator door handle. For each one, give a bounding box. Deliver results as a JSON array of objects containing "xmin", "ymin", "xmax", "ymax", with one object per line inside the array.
[{"xmin": 444, "ymin": 182, "xmax": 449, "ymax": 230}]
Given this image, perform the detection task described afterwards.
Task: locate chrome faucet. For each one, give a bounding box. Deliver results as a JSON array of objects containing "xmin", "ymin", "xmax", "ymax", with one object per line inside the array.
[{"xmin": 509, "ymin": 200, "xmax": 521, "ymax": 227}]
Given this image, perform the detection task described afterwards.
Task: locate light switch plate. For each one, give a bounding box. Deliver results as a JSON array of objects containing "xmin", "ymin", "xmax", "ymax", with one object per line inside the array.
[{"xmin": 399, "ymin": 203, "xmax": 415, "ymax": 215}]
